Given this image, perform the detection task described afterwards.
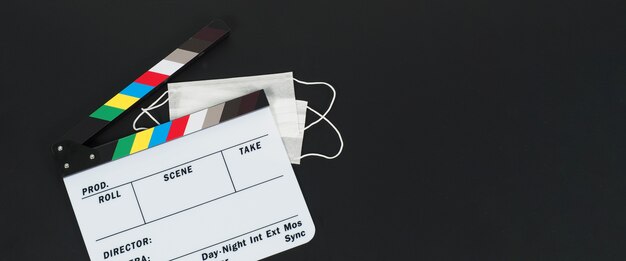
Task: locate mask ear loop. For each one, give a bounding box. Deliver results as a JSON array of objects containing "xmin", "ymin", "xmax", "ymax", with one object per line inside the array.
[
  {"xmin": 293, "ymin": 78, "xmax": 335, "ymax": 130},
  {"xmin": 293, "ymin": 78, "xmax": 343, "ymax": 160},
  {"xmin": 298, "ymin": 106, "xmax": 344, "ymax": 160},
  {"xmin": 132, "ymin": 91, "xmax": 169, "ymax": 131}
]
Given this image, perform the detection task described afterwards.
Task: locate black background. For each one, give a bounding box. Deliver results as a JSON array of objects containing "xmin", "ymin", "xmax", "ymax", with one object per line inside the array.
[{"xmin": 2, "ymin": 0, "xmax": 626, "ymax": 260}]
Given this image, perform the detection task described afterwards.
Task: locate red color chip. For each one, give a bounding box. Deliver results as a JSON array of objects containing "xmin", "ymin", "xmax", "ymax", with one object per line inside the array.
[
  {"xmin": 166, "ymin": 115, "xmax": 190, "ymax": 141},
  {"xmin": 135, "ymin": 71, "xmax": 169, "ymax": 87}
]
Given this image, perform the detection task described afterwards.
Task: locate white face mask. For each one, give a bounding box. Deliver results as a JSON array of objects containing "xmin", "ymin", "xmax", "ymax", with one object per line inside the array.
[{"xmin": 133, "ymin": 72, "xmax": 343, "ymax": 164}]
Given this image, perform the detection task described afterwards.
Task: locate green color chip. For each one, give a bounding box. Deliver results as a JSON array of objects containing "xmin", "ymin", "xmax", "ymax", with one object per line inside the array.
[
  {"xmin": 112, "ymin": 134, "xmax": 136, "ymax": 160},
  {"xmin": 90, "ymin": 105, "xmax": 124, "ymax": 121}
]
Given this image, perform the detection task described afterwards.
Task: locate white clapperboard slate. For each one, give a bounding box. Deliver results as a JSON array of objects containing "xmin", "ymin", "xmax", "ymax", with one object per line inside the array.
[{"xmin": 52, "ymin": 20, "xmax": 315, "ymax": 261}]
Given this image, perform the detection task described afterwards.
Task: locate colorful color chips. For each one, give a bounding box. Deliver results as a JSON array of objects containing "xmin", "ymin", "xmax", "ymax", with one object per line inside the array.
[{"xmin": 106, "ymin": 90, "xmax": 264, "ymax": 161}]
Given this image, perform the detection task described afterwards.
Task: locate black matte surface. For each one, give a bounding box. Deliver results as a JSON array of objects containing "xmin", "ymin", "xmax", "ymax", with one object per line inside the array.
[{"xmin": 2, "ymin": 0, "xmax": 626, "ymax": 260}]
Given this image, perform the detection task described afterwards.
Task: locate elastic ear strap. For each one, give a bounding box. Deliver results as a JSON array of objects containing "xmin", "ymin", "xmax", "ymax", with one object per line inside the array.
[
  {"xmin": 298, "ymin": 106, "xmax": 344, "ymax": 160},
  {"xmin": 293, "ymin": 78, "xmax": 336, "ymax": 130},
  {"xmin": 133, "ymin": 91, "xmax": 170, "ymax": 131}
]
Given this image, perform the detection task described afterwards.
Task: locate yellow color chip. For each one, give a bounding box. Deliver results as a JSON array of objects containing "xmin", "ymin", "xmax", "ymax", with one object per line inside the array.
[
  {"xmin": 130, "ymin": 128, "xmax": 154, "ymax": 154},
  {"xmin": 104, "ymin": 93, "xmax": 140, "ymax": 110}
]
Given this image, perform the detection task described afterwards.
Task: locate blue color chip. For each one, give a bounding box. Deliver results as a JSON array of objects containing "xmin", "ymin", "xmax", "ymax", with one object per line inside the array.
[
  {"xmin": 149, "ymin": 122, "xmax": 171, "ymax": 148},
  {"xmin": 120, "ymin": 82, "xmax": 153, "ymax": 98}
]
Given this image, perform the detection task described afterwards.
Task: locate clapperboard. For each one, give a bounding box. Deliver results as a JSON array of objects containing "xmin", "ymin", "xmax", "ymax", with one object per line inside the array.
[{"xmin": 52, "ymin": 20, "xmax": 315, "ymax": 261}]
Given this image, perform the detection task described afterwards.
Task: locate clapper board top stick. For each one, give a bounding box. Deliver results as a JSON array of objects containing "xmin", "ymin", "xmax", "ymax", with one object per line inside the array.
[{"xmin": 51, "ymin": 19, "xmax": 265, "ymax": 176}]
